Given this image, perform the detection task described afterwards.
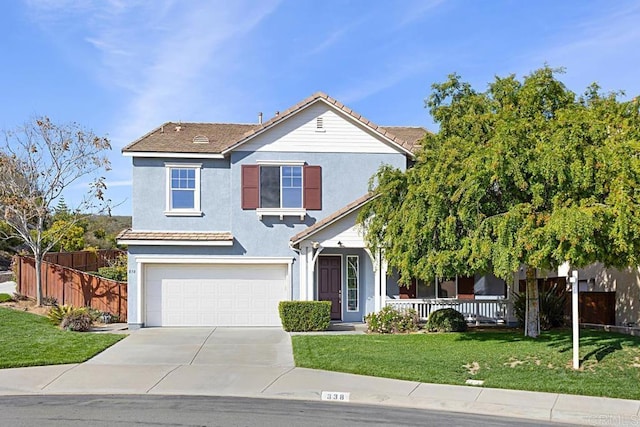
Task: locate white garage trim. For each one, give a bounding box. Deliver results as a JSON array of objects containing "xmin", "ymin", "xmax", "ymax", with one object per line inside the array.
[{"xmin": 135, "ymin": 256, "xmax": 293, "ymax": 265}]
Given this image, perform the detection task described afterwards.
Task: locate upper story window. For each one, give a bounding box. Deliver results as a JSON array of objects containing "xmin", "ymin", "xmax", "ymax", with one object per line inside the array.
[
  {"xmin": 241, "ymin": 162, "xmax": 321, "ymax": 219},
  {"xmin": 260, "ymin": 165, "xmax": 302, "ymax": 208},
  {"xmin": 165, "ymin": 163, "xmax": 202, "ymax": 216}
]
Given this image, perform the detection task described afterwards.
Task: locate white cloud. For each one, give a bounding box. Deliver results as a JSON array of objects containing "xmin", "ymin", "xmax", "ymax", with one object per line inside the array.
[
  {"xmin": 25, "ymin": 0, "xmax": 281, "ymax": 148},
  {"xmin": 105, "ymin": 180, "xmax": 132, "ymax": 188},
  {"xmin": 336, "ymin": 57, "xmax": 435, "ymax": 105},
  {"xmin": 512, "ymin": 3, "xmax": 640, "ymax": 97},
  {"xmin": 395, "ymin": 0, "xmax": 447, "ymax": 28}
]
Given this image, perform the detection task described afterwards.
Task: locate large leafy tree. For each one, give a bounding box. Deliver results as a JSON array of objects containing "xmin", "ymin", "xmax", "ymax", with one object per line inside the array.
[
  {"xmin": 0, "ymin": 117, "xmax": 111, "ymax": 305},
  {"xmin": 360, "ymin": 67, "xmax": 640, "ymax": 337}
]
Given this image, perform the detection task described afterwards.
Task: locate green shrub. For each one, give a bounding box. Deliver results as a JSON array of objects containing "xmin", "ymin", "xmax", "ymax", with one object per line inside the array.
[
  {"xmin": 48, "ymin": 305, "xmax": 80, "ymax": 325},
  {"xmin": 365, "ymin": 305, "xmax": 418, "ymax": 334},
  {"xmin": 60, "ymin": 310, "xmax": 93, "ymax": 332},
  {"xmin": 513, "ymin": 283, "xmax": 566, "ymax": 330},
  {"xmin": 279, "ymin": 301, "xmax": 331, "ymax": 332},
  {"xmin": 0, "ymin": 293, "xmax": 13, "ymax": 303},
  {"xmin": 95, "ymin": 253, "xmax": 127, "ymax": 282},
  {"xmin": 426, "ymin": 308, "xmax": 467, "ymax": 332}
]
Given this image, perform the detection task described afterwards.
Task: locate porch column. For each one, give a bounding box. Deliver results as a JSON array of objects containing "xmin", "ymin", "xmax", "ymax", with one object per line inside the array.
[
  {"xmin": 378, "ymin": 255, "xmax": 388, "ymax": 311},
  {"xmin": 306, "ymin": 245, "xmax": 318, "ymax": 301},
  {"xmin": 299, "ymin": 245, "xmax": 308, "ymax": 301},
  {"xmin": 366, "ymin": 248, "xmax": 382, "ymax": 312}
]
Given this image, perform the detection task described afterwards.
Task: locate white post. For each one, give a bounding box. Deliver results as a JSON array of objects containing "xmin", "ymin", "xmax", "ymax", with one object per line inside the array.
[
  {"xmin": 307, "ymin": 247, "xmax": 316, "ymax": 301},
  {"xmin": 379, "ymin": 256, "xmax": 388, "ymax": 311},
  {"xmin": 571, "ymin": 270, "xmax": 580, "ymax": 370},
  {"xmin": 365, "ymin": 248, "xmax": 382, "ymax": 311},
  {"xmin": 299, "ymin": 246, "xmax": 308, "ymax": 301}
]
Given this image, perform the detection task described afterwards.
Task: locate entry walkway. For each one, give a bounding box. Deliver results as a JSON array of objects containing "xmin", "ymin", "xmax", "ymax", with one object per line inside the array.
[{"xmin": 0, "ymin": 327, "xmax": 637, "ymax": 425}]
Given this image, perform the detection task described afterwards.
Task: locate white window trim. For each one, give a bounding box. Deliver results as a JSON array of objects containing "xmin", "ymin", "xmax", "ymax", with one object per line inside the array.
[
  {"xmin": 256, "ymin": 160, "xmax": 305, "ymax": 166},
  {"xmin": 257, "ymin": 207, "xmax": 306, "ymax": 220},
  {"xmin": 165, "ymin": 163, "xmax": 202, "ymax": 216},
  {"xmin": 346, "ymin": 255, "xmax": 359, "ymax": 312}
]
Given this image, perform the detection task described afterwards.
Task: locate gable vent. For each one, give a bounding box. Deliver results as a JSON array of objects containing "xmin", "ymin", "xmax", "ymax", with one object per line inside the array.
[
  {"xmin": 316, "ymin": 117, "xmax": 324, "ymax": 130},
  {"xmin": 192, "ymin": 135, "xmax": 210, "ymax": 144}
]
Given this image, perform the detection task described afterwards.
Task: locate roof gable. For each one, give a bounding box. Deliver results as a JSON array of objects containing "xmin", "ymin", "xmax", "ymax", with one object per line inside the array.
[
  {"xmin": 290, "ymin": 193, "xmax": 376, "ymax": 246},
  {"xmin": 221, "ymin": 93, "xmax": 420, "ymax": 156},
  {"xmin": 122, "ymin": 92, "xmax": 427, "ymax": 157}
]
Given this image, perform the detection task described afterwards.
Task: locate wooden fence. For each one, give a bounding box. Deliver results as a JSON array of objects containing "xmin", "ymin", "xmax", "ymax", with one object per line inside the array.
[
  {"xmin": 42, "ymin": 249, "xmax": 123, "ymax": 272},
  {"xmin": 14, "ymin": 251, "xmax": 127, "ymax": 321}
]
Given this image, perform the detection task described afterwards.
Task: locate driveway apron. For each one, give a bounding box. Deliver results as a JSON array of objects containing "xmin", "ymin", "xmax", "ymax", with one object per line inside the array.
[{"xmin": 42, "ymin": 328, "xmax": 294, "ymax": 396}]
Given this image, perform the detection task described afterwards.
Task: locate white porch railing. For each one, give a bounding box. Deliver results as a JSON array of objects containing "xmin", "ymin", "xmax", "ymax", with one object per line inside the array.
[{"xmin": 386, "ymin": 299, "xmax": 512, "ymax": 324}]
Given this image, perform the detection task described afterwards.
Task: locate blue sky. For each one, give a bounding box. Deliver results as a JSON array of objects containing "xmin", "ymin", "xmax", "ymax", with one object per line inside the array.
[{"xmin": 2, "ymin": 1, "xmax": 639, "ymax": 215}]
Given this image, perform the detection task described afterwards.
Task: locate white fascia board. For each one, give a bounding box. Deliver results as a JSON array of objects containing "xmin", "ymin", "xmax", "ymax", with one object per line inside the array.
[
  {"xmin": 117, "ymin": 239, "xmax": 233, "ymax": 246},
  {"xmin": 134, "ymin": 255, "xmax": 294, "ymax": 265},
  {"xmin": 122, "ymin": 151, "xmax": 225, "ymax": 159},
  {"xmin": 256, "ymin": 160, "xmax": 306, "ymax": 166}
]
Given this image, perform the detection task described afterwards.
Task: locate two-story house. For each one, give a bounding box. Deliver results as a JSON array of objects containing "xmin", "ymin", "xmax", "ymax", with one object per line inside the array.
[
  {"xmin": 119, "ymin": 92, "xmax": 513, "ymax": 329},
  {"xmin": 118, "ymin": 92, "xmax": 426, "ymax": 328}
]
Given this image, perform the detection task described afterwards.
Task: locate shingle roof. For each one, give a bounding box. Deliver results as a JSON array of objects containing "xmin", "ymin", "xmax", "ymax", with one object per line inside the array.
[
  {"xmin": 122, "ymin": 123, "xmax": 259, "ymax": 154},
  {"xmin": 116, "ymin": 229, "xmax": 233, "ymax": 242},
  {"xmin": 290, "ymin": 193, "xmax": 377, "ymax": 246},
  {"xmin": 122, "ymin": 92, "xmax": 427, "ymax": 155}
]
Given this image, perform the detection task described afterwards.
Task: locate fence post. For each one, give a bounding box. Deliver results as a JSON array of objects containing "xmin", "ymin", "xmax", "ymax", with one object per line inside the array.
[{"xmin": 17, "ymin": 256, "xmax": 22, "ymax": 294}]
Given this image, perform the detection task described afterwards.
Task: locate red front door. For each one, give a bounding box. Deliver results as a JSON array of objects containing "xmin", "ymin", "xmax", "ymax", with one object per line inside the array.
[{"xmin": 318, "ymin": 256, "xmax": 341, "ymax": 320}]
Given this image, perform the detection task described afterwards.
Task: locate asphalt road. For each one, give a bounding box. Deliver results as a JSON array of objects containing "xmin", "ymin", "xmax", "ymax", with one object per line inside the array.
[{"xmin": 1, "ymin": 395, "xmax": 578, "ymax": 426}]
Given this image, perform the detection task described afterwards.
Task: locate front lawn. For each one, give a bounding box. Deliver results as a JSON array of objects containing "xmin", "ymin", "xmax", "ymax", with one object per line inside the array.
[
  {"xmin": 0, "ymin": 307, "xmax": 125, "ymax": 369},
  {"xmin": 292, "ymin": 329, "xmax": 640, "ymax": 400}
]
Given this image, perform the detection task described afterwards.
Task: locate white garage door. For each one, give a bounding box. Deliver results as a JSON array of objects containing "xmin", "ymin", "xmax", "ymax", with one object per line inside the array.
[{"xmin": 145, "ymin": 263, "xmax": 289, "ymax": 327}]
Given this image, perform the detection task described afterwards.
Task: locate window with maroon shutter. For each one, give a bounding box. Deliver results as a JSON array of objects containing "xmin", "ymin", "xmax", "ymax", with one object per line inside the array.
[
  {"xmin": 303, "ymin": 165, "xmax": 322, "ymax": 210},
  {"xmin": 241, "ymin": 165, "xmax": 259, "ymax": 209},
  {"xmin": 242, "ymin": 163, "xmax": 322, "ymax": 212}
]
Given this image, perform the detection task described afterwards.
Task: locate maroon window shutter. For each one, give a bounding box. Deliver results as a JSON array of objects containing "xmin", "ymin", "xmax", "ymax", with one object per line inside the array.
[
  {"xmin": 303, "ymin": 165, "xmax": 322, "ymax": 210},
  {"xmin": 241, "ymin": 165, "xmax": 259, "ymax": 209}
]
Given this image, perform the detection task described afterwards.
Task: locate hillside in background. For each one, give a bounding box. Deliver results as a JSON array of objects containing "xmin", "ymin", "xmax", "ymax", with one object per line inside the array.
[
  {"xmin": 83, "ymin": 215, "xmax": 131, "ymax": 249},
  {"xmin": 0, "ymin": 215, "xmax": 131, "ymax": 271}
]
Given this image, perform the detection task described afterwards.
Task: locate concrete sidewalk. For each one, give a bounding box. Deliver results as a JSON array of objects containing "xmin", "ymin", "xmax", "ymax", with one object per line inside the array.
[{"xmin": 0, "ymin": 329, "xmax": 637, "ymax": 425}]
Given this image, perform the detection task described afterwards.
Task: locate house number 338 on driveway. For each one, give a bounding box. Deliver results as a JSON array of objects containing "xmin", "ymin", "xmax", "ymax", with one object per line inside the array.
[{"xmin": 321, "ymin": 391, "xmax": 350, "ymax": 402}]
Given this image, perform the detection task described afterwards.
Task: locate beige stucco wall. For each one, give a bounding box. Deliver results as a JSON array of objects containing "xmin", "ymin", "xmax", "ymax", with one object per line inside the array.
[{"xmin": 577, "ymin": 263, "xmax": 640, "ymax": 326}]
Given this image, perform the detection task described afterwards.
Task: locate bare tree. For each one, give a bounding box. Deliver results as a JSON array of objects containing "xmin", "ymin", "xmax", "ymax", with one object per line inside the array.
[{"xmin": 0, "ymin": 117, "xmax": 111, "ymax": 305}]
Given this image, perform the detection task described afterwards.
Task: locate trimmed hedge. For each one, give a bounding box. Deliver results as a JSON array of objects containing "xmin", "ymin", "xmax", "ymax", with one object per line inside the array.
[
  {"xmin": 426, "ymin": 308, "xmax": 468, "ymax": 332},
  {"xmin": 279, "ymin": 301, "xmax": 331, "ymax": 332}
]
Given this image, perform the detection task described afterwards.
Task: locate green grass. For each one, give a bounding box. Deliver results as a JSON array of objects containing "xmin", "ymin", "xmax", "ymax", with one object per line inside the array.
[
  {"xmin": 0, "ymin": 307, "xmax": 125, "ymax": 369},
  {"xmin": 292, "ymin": 329, "xmax": 640, "ymax": 400}
]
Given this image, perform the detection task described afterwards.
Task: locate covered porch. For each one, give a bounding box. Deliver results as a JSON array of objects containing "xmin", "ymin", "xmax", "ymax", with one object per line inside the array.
[
  {"xmin": 290, "ymin": 194, "xmax": 517, "ymax": 325},
  {"xmin": 290, "ymin": 195, "xmax": 387, "ymax": 322}
]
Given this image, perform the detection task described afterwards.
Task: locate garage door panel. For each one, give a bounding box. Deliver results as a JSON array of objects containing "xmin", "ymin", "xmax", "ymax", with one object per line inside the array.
[{"xmin": 145, "ymin": 263, "xmax": 288, "ymax": 327}]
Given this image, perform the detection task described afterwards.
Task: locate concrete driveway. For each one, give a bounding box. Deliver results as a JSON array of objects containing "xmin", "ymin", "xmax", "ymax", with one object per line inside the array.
[
  {"xmin": 41, "ymin": 327, "xmax": 295, "ymax": 396},
  {"xmin": 87, "ymin": 327, "xmax": 294, "ymax": 367}
]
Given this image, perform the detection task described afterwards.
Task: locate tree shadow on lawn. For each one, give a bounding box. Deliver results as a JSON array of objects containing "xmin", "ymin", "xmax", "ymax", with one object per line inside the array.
[
  {"xmin": 454, "ymin": 327, "xmax": 637, "ymax": 363},
  {"xmin": 542, "ymin": 330, "xmax": 632, "ymax": 363}
]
